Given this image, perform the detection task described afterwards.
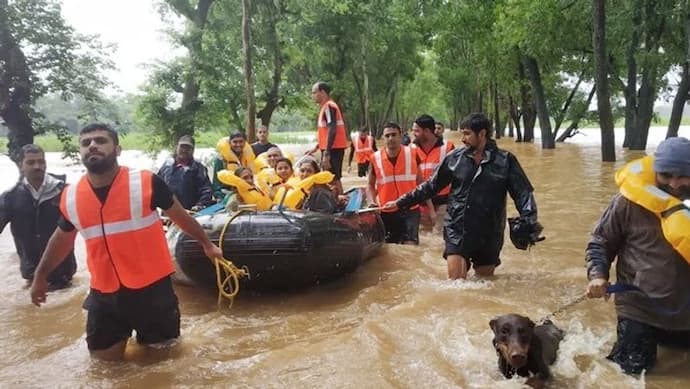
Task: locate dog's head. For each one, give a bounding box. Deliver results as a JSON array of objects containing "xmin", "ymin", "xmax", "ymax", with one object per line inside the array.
[{"xmin": 489, "ymin": 314, "xmax": 535, "ymax": 370}]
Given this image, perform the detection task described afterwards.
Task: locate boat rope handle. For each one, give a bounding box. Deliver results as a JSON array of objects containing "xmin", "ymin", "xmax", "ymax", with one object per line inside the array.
[{"xmin": 213, "ymin": 209, "xmax": 250, "ymax": 308}]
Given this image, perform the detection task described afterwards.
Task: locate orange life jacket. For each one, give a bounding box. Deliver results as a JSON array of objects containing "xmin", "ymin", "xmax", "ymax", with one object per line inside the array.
[
  {"xmin": 60, "ymin": 167, "xmax": 173, "ymax": 293},
  {"xmin": 413, "ymin": 140, "xmax": 455, "ymax": 196},
  {"xmin": 372, "ymin": 146, "xmax": 419, "ymax": 213},
  {"xmin": 352, "ymin": 134, "xmax": 375, "ymax": 164},
  {"xmin": 317, "ymin": 100, "xmax": 347, "ymax": 150}
]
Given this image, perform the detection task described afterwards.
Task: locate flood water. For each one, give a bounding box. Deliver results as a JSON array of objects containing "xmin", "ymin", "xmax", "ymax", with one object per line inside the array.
[{"xmin": 1, "ymin": 127, "xmax": 689, "ymax": 388}]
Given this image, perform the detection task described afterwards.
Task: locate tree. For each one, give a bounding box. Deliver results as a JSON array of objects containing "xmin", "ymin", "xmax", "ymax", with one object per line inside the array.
[
  {"xmin": 0, "ymin": 0, "xmax": 113, "ymax": 162},
  {"xmin": 241, "ymin": 0, "xmax": 257, "ymax": 141},
  {"xmin": 592, "ymin": 0, "xmax": 616, "ymax": 161}
]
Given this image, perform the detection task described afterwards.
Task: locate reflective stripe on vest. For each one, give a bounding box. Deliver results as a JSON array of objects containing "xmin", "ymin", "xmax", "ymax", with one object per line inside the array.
[
  {"xmin": 317, "ymin": 100, "xmax": 347, "ymax": 150},
  {"xmin": 352, "ymin": 134, "xmax": 374, "ymax": 163},
  {"xmin": 65, "ymin": 169, "xmax": 160, "ymax": 241},
  {"xmin": 374, "ymin": 146, "xmax": 416, "ymax": 184},
  {"xmin": 61, "ymin": 167, "xmax": 174, "ymax": 292}
]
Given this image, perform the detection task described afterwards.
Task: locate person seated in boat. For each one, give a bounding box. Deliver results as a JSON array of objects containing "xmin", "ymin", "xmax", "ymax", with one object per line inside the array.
[
  {"xmin": 212, "ymin": 131, "xmax": 256, "ymax": 202},
  {"xmin": 270, "ymin": 157, "xmax": 298, "ymax": 200},
  {"xmin": 217, "ymin": 167, "xmax": 272, "ymax": 211},
  {"xmin": 297, "ymin": 158, "xmax": 349, "ymax": 213},
  {"xmin": 255, "ymin": 146, "xmax": 284, "ymax": 195}
]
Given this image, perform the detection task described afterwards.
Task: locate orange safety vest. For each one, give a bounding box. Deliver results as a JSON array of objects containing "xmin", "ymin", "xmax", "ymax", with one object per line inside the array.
[
  {"xmin": 60, "ymin": 167, "xmax": 173, "ymax": 293},
  {"xmin": 352, "ymin": 134, "xmax": 375, "ymax": 164},
  {"xmin": 372, "ymin": 146, "xmax": 419, "ymax": 213},
  {"xmin": 413, "ymin": 140, "xmax": 455, "ymax": 196},
  {"xmin": 317, "ymin": 100, "xmax": 347, "ymax": 150}
]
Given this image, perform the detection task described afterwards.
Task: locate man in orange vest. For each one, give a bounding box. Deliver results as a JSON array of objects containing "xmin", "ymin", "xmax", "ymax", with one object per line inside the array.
[
  {"xmin": 366, "ymin": 122, "xmax": 423, "ymax": 245},
  {"xmin": 412, "ymin": 115, "xmax": 455, "ymax": 233},
  {"xmin": 307, "ymin": 81, "xmax": 347, "ymax": 194},
  {"xmin": 30, "ymin": 123, "xmax": 223, "ymax": 361},
  {"xmin": 347, "ymin": 126, "xmax": 377, "ymax": 177}
]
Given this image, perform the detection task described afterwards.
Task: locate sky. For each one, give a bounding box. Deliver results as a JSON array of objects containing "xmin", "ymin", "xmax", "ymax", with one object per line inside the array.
[{"xmin": 61, "ymin": 0, "xmax": 179, "ymax": 95}]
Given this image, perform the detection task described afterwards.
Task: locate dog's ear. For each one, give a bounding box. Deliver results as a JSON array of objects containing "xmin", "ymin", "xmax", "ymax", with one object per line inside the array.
[{"xmin": 489, "ymin": 318, "xmax": 498, "ymax": 332}]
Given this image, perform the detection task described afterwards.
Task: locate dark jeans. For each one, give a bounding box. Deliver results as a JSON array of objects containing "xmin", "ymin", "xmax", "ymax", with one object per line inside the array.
[{"xmin": 608, "ymin": 316, "xmax": 690, "ymax": 374}]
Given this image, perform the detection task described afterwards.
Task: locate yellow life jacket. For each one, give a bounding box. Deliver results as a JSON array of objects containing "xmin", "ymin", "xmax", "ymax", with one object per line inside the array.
[
  {"xmin": 273, "ymin": 171, "xmax": 334, "ymax": 209},
  {"xmin": 216, "ymin": 170, "xmax": 273, "ymax": 211},
  {"xmin": 615, "ymin": 155, "xmax": 690, "ymax": 263},
  {"xmin": 256, "ymin": 168, "xmax": 282, "ymax": 195},
  {"xmin": 216, "ymin": 138, "xmax": 256, "ymax": 172}
]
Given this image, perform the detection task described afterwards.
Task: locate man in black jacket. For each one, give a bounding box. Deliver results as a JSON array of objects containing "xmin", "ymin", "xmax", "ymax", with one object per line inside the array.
[
  {"xmin": 383, "ymin": 113, "xmax": 540, "ymax": 279},
  {"xmin": 157, "ymin": 135, "xmax": 214, "ymax": 211},
  {"xmin": 0, "ymin": 144, "xmax": 76, "ymax": 288}
]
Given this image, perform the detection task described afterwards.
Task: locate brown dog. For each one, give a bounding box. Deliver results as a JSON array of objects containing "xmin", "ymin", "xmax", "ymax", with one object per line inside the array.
[{"xmin": 489, "ymin": 314, "xmax": 564, "ymax": 388}]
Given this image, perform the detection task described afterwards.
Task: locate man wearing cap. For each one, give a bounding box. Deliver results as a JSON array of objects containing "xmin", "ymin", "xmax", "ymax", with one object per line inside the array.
[
  {"xmin": 586, "ymin": 137, "xmax": 690, "ymax": 375},
  {"xmin": 212, "ymin": 131, "xmax": 256, "ymax": 201},
  {"xmin": 157, "ymin": 135, "xmax": 214, "ymax": 211}
]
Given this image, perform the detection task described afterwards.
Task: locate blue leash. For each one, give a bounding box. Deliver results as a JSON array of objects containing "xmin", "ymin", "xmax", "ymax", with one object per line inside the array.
[{"xmin": 606, "ymin": 283, "xmax": 690, "ymax": 316}]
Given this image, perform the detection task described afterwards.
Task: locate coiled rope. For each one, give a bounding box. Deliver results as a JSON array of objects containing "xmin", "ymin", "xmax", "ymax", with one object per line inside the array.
[{"xmin": 212, "ymin": 210, "xmax": 250, "ymax": 308}]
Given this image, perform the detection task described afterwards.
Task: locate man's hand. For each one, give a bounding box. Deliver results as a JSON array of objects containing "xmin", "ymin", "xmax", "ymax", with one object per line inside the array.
[
  {"xmin": 586, "ymin": 278, "xmax": 610, "ymax": 300},
  {"xmin": 382, "ymin": 201, "xmax": 399, "ymax": 212},
  {"xmin": 30, "ymin": 277, "xmax": 49, "ymax": 307},
  {"xmin": 203, "ymin": 243, "xmax": 224, "ymax": 260},
  {"xmin": 304, "ymin": 146, "xmax": 317, "ymax": 156},
  {"xmin": 428, "ymin": 208, "xmax": 437, "ymax": 228},
  {"xmin": 322, "ymin": 154, "xmax": 331, "ymax": 171}
]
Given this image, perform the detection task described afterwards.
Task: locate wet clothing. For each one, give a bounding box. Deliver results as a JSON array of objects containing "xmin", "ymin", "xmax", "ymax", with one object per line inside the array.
[
  {"xmin": 444, "ymin": 241, "xmax": 501, "ymax": 268},
  {"xmin": 157, "ymin": 158, "xmax": 214, "ymax": 210},
  {"xmin": 59, "ymin": 171, "xmax": 180, "ymax": 350},
  {"xmin": 586, "ymin": 194, "xmax": 690, "ymax": 331},
  {"xmin": 380, "ymin": 208, "xmax": 420, "ymax": 244},
  {"xmin": 396, "ymin": 140, "xmax": 537, "ymax": 259},
  {"xmin": 607, "ymin": 317, "xmax": 690, "ymax": 374},
  {"xmin": 0, "ymin": 174, "xmax": 76, "ymax": 286},
  {"xmin": 84, "ymin": 276, "xmax": 179, "ymax": 351},
  {"xmin": 60, "ymin": 167, "xmax": 173, "ymax": 292},
  {"xmin": 251, "ymin": 141, "xmax": 277, "ymax": 157}
]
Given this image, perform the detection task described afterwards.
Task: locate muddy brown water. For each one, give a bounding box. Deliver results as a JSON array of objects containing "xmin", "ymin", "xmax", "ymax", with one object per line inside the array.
[{"xmin": 1, "ymin": 128, "xmax": 689, "ymax": 388}]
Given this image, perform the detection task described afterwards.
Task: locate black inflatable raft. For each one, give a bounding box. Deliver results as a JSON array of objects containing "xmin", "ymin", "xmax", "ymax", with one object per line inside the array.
[{"xmin": 167, "ymin": 191, "xmax": 385, "ymax": 291}]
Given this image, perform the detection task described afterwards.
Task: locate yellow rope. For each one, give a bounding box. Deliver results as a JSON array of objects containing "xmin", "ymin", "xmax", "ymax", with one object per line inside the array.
[{"xmin": 212, "ymin": 210, "xmax": 250, "ymax": 308}]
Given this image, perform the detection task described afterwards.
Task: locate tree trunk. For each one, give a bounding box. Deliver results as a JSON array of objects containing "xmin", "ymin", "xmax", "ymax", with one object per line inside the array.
[
  {"xmin": 631, "ymin": 67, "xmax": 658, "ymax": 150},
  {"xmin": 361, "ymin": 40, "xmax": 370, "ymax": 132},
  {"xmin": 508, "ymin": 95, "xmax": 521, "ymax": 141},
  {"xmin": 241, "ymin": 0, "xmax": 256, "ymax": 142},
  {"xmin": 668, "ymin": 6, "xmax": 690, "ymax": 139},
  {"xmin": 0, "ymin": 0, "xmax": 34, "ymax": 163},
  {"xmin": 256, "ymin": 0, "xmax": 283, "ymax": 129},
  {"xmin": 517, "ymin": 60, "xmax": 535, "ymax": 142},
  {"xmin": 493, "ymin": 81, "xmax": 501, "ymax": 138},
  {"xmin": 166, "ymin": 0, "xmax": 213, "ymax": 144},
  {"xmin": 592, "ymin": 0, "xmax": 616, "ymax": 161},
  {"xmin": 522, "ymin": 54, "xmax": 555, "ymax": 149},
  {"xmin": 623, "ymin": 2, "xmax": 642, "ymax": 148}
]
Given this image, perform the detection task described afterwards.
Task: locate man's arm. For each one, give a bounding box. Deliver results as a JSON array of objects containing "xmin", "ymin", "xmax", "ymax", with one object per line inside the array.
[
  {"xmin": 348, "ymin": 141, "xmax": 355, "ymax": 167},
  {"xmin": 166, "ymin": 197, "xmax": 222, "ymax": 259},
  {"xmin": 211, "ymin": 157, "xmax": 229, "ymax": 201},
  {"xmin": 325, "ymin": 106, "xmax": 338, "ymax": 153},
  {"xmin": 195, "ymin": 163, "xmax": 215, "ymax": 207},
  {"xmin": 366, "ymin": 164, "xmax": 378, "ymax": 206},
  {"xmin": 585, "ymin": 194, "xmax": 628, "ymax": 298},
  {"xmin": 0, "ymin": 191, "xmax": 11, "ymax": 233},
  {"xmin": 31, "ymin": 227, "xmax": 78, "ymax": 306},
  {"xmin": 506, "ymin": 153, "xmax": 537, "ymax": 223},
  {"xmin": 396, "ymin": 155, "xmax": 453, "ymax": 209}
]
